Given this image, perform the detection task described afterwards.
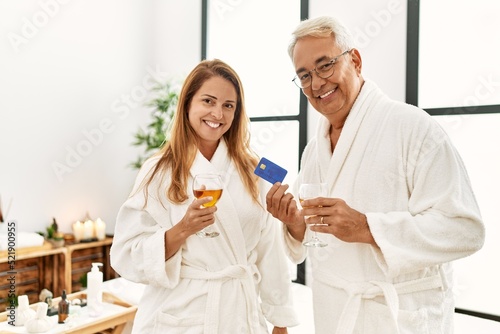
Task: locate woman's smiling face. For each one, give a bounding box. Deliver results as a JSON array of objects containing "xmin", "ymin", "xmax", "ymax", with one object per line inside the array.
[{"xmin": 188, "ymin": 76, "xmax": 237, "ymax": 157}]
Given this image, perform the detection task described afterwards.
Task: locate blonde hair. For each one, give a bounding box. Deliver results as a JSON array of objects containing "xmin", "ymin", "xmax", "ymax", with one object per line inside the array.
[
  {"xmin": 288, "ymin": 16, "xmax": 355, "ymax": 60},
  {"xmin": 142, "ymin": 59, "xmax": 259, "ymax": 205}
]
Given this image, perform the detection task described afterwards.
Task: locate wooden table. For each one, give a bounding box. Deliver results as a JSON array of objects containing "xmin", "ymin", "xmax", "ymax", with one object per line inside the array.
[{"xmin": 0, "ymin": 291, "xmax": 137, "ymax": 334}]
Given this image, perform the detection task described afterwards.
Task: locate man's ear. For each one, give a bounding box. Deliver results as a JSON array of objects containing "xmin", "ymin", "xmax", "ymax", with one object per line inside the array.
[{"xmin": 350, "ymin": 48, "xmax": 363, "ymax": 74}]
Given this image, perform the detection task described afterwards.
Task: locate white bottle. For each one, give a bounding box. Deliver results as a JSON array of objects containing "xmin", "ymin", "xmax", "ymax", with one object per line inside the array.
[{"xmin": 87, "ymin": 262, "xmax": 103, "ymax": 317}]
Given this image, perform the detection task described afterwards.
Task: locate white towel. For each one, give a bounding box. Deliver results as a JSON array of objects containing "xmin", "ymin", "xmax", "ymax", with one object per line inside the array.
[{"xmin": 0, "ymin": 230, "xmax": 45, "ymax": 251}]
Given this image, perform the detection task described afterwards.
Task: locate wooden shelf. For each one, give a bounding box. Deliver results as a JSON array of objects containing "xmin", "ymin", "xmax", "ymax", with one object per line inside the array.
[
  {"xmin": 64, "ymin": 238, "xmax": 116, "ymax": 293},
  {"xmin": 0, "ymin": 237, "xmax": 118, "ymax": 312},
  {"xmin": 0, "ymin": 241, "xmax": 65, "ymax": 263}
]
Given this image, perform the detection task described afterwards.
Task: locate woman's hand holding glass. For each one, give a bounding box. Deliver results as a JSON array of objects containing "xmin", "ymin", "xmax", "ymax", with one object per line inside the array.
[
  {"xmin": 178, "ymin": 196, "xmax": 217, "ymax": 236},
  {"xmin": 192, "ymin": 174, "xmax": 223, "ymax": 238}
]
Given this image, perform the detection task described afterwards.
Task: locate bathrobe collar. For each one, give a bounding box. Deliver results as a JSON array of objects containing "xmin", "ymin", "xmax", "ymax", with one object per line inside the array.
[
  {"xmin": 316, "ymin": 80, "xmax": 380, "ymax": 194},
  {"xmin": 190, "ymin": 139, "xmax": 248, "ymax": 265}
]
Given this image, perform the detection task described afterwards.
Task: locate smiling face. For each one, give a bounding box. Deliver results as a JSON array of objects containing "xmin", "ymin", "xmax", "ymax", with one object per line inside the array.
[
  {"xmin": 292, "ymin": 35, "xmax": 364, "ymax": 126},
  {"xmin": 188, "ymin": 76, "xmax": 237, "ymax": 159}
]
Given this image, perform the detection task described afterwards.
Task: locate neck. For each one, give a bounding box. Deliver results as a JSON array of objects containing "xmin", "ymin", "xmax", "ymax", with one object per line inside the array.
[
  {"xmin": 329, "ymin": 125, "xmax": 341, "ymax": 152},
  {"xmin": 198, "ymin": 140, "xmax": 219, "ymax": 161}
]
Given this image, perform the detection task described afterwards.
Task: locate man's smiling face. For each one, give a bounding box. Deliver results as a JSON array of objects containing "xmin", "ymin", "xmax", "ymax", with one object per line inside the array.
[{"xmin": 292, "ymin": 35, "xmax": 364, "ymax": 123}]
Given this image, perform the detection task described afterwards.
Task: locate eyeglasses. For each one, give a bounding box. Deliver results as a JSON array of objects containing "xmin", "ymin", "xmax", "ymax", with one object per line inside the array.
[{"xmin": 292, "ymin": 49, "xmax": 351, "ymax": 89}]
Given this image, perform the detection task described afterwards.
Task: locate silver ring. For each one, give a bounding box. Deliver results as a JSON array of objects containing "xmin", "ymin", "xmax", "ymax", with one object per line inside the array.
[{"xmin": 320, "ymin": 216, "xmax": 324, "ymax": 224}]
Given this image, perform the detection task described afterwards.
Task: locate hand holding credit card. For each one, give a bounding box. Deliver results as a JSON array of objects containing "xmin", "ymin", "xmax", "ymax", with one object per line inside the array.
[{"xmin": 254, "ymin": 157, "xmax": 288, "ymax": 184}]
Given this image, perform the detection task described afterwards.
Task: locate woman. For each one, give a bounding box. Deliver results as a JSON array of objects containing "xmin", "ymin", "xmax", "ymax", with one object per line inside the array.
[{"xmin": 110, "ymin": 59, "xmax": 298, "ymax": 333}]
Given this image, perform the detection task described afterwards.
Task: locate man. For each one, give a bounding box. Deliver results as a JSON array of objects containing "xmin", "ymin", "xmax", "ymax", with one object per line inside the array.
[{"xmin": 266, "ymin": 16, "xmax": 485, "ymax": 334}]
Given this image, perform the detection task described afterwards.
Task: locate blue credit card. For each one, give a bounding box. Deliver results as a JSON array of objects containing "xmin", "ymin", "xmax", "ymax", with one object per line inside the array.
[{"xmin": 254, "ymin": 157, "xmax": 288, "ymax": 184}]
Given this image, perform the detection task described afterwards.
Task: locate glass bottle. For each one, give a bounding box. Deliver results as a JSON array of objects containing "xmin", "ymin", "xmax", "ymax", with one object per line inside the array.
[{"xmin": 58, "ymin": 290, "xmax": 69, "ymax": 323}]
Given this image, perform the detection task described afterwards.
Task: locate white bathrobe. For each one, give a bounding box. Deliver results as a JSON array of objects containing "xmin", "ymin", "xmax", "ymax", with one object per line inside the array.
[
  {"xmin": 111, "ymin": 140, "xmax": 298, "ymax": 333},
  {"xmin": 285, "ymin": 80, "xmax": 485, "ymax": 334}
]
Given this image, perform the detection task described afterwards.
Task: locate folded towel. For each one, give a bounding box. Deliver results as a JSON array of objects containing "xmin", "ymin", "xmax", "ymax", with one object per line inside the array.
[{"xmin": 0, "ymin": 231, "xmax": 45, "ymax": 251}]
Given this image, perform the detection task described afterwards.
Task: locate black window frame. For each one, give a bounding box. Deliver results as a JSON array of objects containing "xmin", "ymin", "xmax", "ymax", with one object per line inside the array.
[{"xmin": 406, "ymin": 0, "xmax": 500, "ymax": 115}]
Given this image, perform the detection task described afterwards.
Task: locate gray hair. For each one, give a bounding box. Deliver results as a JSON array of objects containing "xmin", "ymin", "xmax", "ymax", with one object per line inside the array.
[{"xmin": 287, "ymin": 16, "xmax": 355, "ymax": 60}]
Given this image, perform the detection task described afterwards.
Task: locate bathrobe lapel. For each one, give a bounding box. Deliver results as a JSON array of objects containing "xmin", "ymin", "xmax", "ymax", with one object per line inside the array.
[
  {"xmin": 190, "ymin": 140, "xmax": 247, "ymax": 265},
  {"xmin": 317, "ymin": 82, "xmax": 380, "ymax": 195}
]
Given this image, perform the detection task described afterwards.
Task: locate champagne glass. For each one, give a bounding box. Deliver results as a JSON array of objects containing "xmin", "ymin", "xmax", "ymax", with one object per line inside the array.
[
  {"xmin": 192, "ymin": 174, "xmax": 223, "ymax": 238},
  {"xmin": 299, "ymin": 183, "xmax": 328, "ymax": 247}
]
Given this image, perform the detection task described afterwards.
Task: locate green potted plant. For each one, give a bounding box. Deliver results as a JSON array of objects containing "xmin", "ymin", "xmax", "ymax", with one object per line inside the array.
[
  {"xmin": 130, "ymin": 82, "xmax": 179, "ymax": 169},
  {"xmin": 37, "ymin": 218, "xmax": 65, "ymax": 248}
]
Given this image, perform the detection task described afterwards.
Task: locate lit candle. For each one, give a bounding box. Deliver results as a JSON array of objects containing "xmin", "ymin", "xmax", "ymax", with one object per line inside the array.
[
  {"xmin": 83, "ymin": 219, "xmax": 94, "ymax": 240},
  {"xmin": 94, "ymin": 218, "xmax": 106, "ymax": 241},
  {"xmin": 72, "ymin": 221, "xmax": 84, "ymax": 242}
]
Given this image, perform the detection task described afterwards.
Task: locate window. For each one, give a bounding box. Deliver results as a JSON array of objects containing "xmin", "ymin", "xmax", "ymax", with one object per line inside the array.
[
  {"xmin": 202, "ymin": 0, "xmax": 309, "ymax": 283},
  {"xmin": 407, "ymin": 0, "xmax": 500, "ymax": 321},
  {"xmin": 406, "ymin": 0, "xmax": 500, "ymax": 115}
]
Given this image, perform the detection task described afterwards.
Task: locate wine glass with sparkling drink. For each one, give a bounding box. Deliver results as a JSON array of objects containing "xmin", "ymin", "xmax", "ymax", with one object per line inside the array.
[
  {"xmin": 192, "ymin": 174, "xmax": 223, "ymax": 238},
  {"xmin": 299, "ymin": 183, "xmax": 328, "ymax": 247}
]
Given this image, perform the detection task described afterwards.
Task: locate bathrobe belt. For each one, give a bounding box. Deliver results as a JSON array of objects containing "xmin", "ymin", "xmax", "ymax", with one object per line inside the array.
[
  {"xmin": 314, "ymin": 271, "xmax": 444, "ymax": 334},
  {"xmin": 181, "ymin": 264, "xmax": 262, "ymax": 334}
]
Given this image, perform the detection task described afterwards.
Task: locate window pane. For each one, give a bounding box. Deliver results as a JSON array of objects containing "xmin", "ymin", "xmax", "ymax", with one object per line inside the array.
[
  {"xmin": 434, "ymin": 113, "xmax": 500, "ymax": 316},
  {"xmin": 250, "ymin": 120, "xmax": 299, "ymax": 185},
  {"xmin": 419, "ymin": 0, "xmax": 500, "ymax": 109},
  {"xmin": 249, "ymin": 120, "xmax": 301, "ymax": 280},
  {"xmin": 207, "ymin": 0, "xmax": 300, "ymax": 117}
]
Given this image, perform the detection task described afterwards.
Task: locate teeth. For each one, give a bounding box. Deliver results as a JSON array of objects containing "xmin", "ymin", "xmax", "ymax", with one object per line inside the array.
[
  {"xmin": 320, "ymin": 88, "xmax": 336, "ymax": 99},
  {"xmin": 205, "ymin": 120, "xmax": 221, "ymax": 128}
]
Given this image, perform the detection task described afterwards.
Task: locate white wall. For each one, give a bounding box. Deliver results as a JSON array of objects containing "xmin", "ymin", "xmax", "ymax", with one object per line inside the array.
[{"xmin": 0, "ymin": 0, "xmax": 200, "ymax": 234}]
